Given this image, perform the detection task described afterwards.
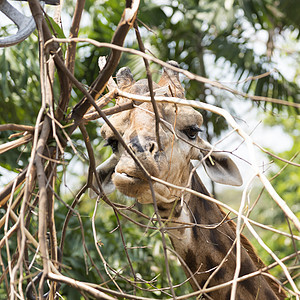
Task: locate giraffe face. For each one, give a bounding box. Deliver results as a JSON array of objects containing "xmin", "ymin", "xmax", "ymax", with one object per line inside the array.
[
  {"xmin": 95, "ymin": 62, "xmax": 242, "ymax": 204},
  {"xmin": 100, "ymin": 101, "xmax": 204, "ymax": 204}
]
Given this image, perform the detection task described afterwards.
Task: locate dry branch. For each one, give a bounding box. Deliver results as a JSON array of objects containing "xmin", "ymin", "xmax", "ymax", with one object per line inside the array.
[
  {"xmin": 134, "ymin": 22, "xmax": 162, "ymax": 151},
  {"xmin": 70, "ymin": 0, "xmax": 140, "ymax": 125},
  {"xmin": 1, "ymin": 2, "xmax": 299, "ymax": 298},
  {"xmin": 0, "ymin": 124, "xmax": 35, "ymax": 132},
  {"xmin": 111, "ymin": 89, "xmax": 300, "ymax": 233},
  {"xmin": 45, "ymin": 37, "xmax": 300, "ymax": 109},
  {"xmin": 0, "ymin": 135, "xmax": 32, "ymax": 155}
]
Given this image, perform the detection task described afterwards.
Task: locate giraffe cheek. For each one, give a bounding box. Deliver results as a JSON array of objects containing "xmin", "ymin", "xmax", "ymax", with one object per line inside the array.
[{"xmin": 190, "ymin": 147, "xmax": 201, "ymax": 160}]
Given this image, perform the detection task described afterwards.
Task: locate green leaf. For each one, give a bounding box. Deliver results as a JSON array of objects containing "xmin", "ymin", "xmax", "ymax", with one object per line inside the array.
[{"xmin": 46, "ymin": 15, "xmax": 66, "ymax": 39}]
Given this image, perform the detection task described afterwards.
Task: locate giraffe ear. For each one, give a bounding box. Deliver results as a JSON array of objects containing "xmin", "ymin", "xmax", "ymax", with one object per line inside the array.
[
  {"xmin": 200, "ymin": 151, "xmax": 243, "ymax": 186},
  {"xmin": 89, "ymin": 154, "xmax": 118, "ymax": 198}
]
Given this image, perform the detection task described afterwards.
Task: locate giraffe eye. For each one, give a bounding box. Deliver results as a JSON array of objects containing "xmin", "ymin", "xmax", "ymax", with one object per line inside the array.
[
  {"xmin": 104, "ymin": 138, "xmax": 118, "ymax": 152},
  {"xmin": 182, "ymin": 125, "xmax": 202, "ymax": 140}
]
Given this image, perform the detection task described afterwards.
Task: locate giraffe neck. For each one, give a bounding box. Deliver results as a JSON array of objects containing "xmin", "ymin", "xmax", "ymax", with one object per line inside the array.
[{"xmin": 158, "ymin": 172, "xmax": 285, "ymax": 300}]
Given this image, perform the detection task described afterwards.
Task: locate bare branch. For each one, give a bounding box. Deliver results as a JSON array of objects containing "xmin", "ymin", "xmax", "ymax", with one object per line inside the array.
[
  {"xmin": 134, "ymin": 21, "xmax": 162, "ymax": 151},
  {"xmin": 0, "ymin": 124, "xmax": 35, "ymax": 132},
  {"xmin": 1, "ymin": 2, "xmax": 298, "ymax": 297},
  {"xmin": 46, "ymin": 37, "xmax": 300, "ymax": 109},
  {"xmin": 0, "ymin": 135, "xmax": 32, "ymax": 155},
  {"xmin": 69, "ymin": 0, "xmax": 141, "ymax": 125},
  {"xmin": 113, "ymin": 90, "xmax": 300, "ymax": 232}
]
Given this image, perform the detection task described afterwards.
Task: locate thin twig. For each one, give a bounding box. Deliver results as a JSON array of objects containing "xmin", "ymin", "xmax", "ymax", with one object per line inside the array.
[
  {"xmin": 35, "ymin": 117, "xmax": 51, "ymax": 276},
  {"xmin": 0, "ymin": 124, "xmax": 36, "ymax": 132},
  {"xmin": 45, "ymin": 37, "xmax": 300, "ymax": 109},
  {"xmin": 134, "ymin": 21, "xmax": 162, "ymax": 150},
  {"xmin": 52, "ymin": 187, "xmax": 105, "ymax": 282},
  {"xmin": 47, "ymin": 272, "xmax": 117, "ymax": 300},
  {"xmin": 113, "ymin": 209, "xmax": 138, "ymax": 294},
  {"xmin": 254, "ymin": 143, "xmax": 300, "ymax": 167},
  {"xmin": 113, "ymin": 90, "xmax": 300, "ymax": 232},
  {"xmin": 148, "ymin": 181, "xmax": 177, "ymax": 299},
  {"xmin": 231, "ymin": 174, "xmax": 257, "ymax": 300},
  {"xmin": 91, "ymin": 200, "xmax": 124, "ymax": 294},
  {"xmin": 0, "ymin": 135, "xmax": 32, "ymax": 155},
  {"xmin": 69, "ymin": 0, "xmax": 141, "ymax": 125}
]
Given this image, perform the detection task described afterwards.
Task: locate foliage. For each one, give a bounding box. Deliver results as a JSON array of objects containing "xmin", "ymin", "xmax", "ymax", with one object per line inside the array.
[
  {"xmin": 137, "ymin": 0, "xmax": 300, "ymax": 139},
  {"xmin": 0, "ymin": 34, "xmax": 40, "ymax": 170},
  {"xmin": 0, "ymin": 0, "xmax": 300, "ymax": 299},
  {"xmin": 57, "ymin": 193, "xmax": 193, "ymax": 299}
]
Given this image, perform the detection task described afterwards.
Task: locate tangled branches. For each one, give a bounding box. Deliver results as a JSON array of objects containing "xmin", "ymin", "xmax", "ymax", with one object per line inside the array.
[{"xmin": 0, "ymin": 1, "xmax": 299, "ymax": 299}]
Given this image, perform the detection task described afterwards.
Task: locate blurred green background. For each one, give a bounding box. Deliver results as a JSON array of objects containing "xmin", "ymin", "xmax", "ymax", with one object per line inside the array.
[{"xmin": 0, "ymin": 0, "xmax": 299, "ymax": 298}]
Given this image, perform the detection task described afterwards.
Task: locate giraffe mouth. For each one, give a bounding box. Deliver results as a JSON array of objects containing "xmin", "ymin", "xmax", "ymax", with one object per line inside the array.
[
  {"xmin": 114, "ymin": 171, "xmax": 145, "ymax": 183},
  {"xmin": 112, "ymin": 171, "xmax": 149, "ymax": 198},
  {"xmin": 113, "ymin": 171, "xmax": 175, "ymax": 204}
]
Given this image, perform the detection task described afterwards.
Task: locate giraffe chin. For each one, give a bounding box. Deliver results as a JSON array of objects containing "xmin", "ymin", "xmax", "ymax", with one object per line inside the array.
[
  {"xmin": 136, "ymin": 182, "xmax": 174, "ymax": 204},
  {"xmin": 113, "ymin": 172, "xmax": 173, "ymax": 204}
]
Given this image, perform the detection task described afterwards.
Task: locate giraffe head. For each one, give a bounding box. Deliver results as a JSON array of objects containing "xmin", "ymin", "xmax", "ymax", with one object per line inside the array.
[{"xmin": 95, "ymin": 62, "xmax": 242, "ymax": 204}]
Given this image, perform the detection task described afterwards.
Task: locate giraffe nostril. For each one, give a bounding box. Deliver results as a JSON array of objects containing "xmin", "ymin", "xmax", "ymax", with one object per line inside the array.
[{"xmin": 149, "ymin": 143, "xmax": 155, "ymax": 153}]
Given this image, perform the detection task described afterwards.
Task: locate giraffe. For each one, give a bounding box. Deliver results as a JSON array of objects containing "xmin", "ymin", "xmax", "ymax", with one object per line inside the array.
[{"xmin": 94, "ymin": 62, "xmax": 286, "ymax": 299}]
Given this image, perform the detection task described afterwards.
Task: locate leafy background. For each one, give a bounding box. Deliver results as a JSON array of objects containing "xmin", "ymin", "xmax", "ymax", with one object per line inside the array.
[{"xmin": 0, "ymin": 0, "xmax": 299, "ymax": 298}]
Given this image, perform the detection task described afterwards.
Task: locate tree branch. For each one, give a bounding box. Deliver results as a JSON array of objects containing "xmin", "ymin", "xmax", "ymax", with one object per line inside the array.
[
  {"xmin": 70, "ymin": 0, "xmax": 140, "ymax": 125},
  {"xmin": 46, "ymin": 37, "xmax": 300, "ymax": 109}
]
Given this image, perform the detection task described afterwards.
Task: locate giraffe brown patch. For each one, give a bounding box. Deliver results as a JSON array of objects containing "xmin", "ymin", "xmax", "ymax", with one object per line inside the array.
[
  {"xmin": 238, "ymin": 260, "xmax": 257, "ymax": 295},
  {"xmin": 205, "ymin": 255, "xmax": 212, "ymax": 267},
  {"xmin": 191, "ymin": 208, "xmax": 200, "ymax": 238},
  {"xmin": 199, "ymin": 279, "xmax": 206, "ymax": 288},
  {"xmin": 239, "ymin": 259, "xmax": 255, "ymax": 277},
  {"xmin": 190, "ymin": 202, "xmax": 201, "ymax": 239},
  {"xmin": 192, "ymin": 225, "xmax": 199, "ymax": 239},
  {"xmin": 202, "ymin": 198, "xmax": 213, "ymax": 212},
  {"xmin": 205, "ymin": 255, "xmax": 228, "ymax": 287},
  {"xmin": 193, "ymin": 204, "xmax": 202, "ymax": 223},
  {"xmin": 209, "ymin": 229, "xmax": 225, "ymax": 254},
  {"xmin": 204, "ymin": 255, "xmax": 218, "ymax": 277},
  {"xmin": 213, "ymin": 266, "xmax": 226, "ymax": 282},
  {"xmin": 264, "ymin": 287, "xmax": 278, "ymax": 299},
  {"xmin": 191, "ymin": 172, "xmax": 210, "ymax": 196},
  {"xmin": 185, "ymin": 249, "xmax": 198, "ymax": 273}
]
